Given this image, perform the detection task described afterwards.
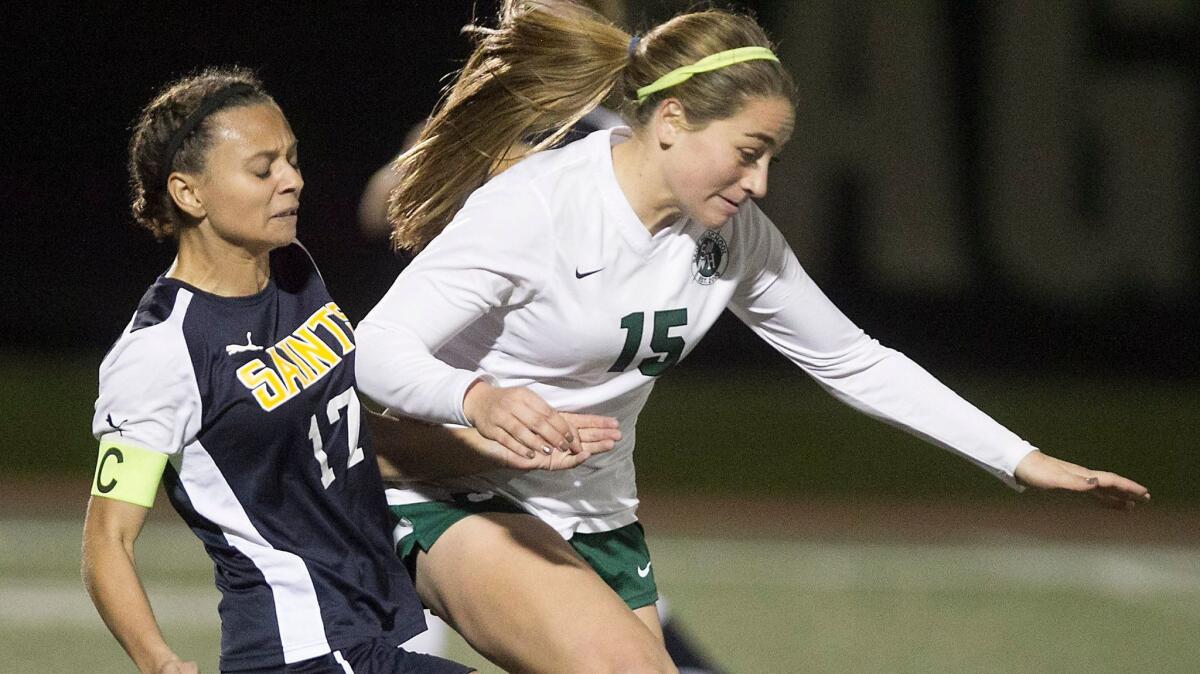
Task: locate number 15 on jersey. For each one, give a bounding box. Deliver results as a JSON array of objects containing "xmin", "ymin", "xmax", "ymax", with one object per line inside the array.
[{"xmin": 608, "ymin": 308, "xmax": 688, "ymax": 377}]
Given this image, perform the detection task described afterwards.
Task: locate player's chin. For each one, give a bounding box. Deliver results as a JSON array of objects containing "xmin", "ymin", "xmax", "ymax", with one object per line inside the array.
[
  {"xmin": 692, "ymin": 209, "xmax": 731, "ymax": 230},
  {"xmin": 697, "ymin": 196, "xmax": 739, "ymax": 228},
  {"xmin": 265, "ymin": 218, "xmax": 298, "ymax": 245}
]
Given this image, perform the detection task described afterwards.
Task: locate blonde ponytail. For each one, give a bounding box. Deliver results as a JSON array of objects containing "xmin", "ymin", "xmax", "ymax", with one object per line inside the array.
[
  {"xmin": 388, "ymin": 2, "xmax": 795, "ymax": 252},
  {"xmin": 389, "ymin": 1, "xmax": 629, "ymax": 251}
]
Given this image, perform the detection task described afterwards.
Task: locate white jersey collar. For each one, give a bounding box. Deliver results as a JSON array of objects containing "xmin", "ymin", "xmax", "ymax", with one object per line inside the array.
[{"xmin": 594, "ymin": 127, "xmax": 688, "ymax": 259}]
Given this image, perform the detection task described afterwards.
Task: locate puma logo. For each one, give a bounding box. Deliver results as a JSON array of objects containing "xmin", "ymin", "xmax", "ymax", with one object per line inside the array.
[
  {"xmin": 226, "ymin": 332, "xmax": 264, "ymax": 356},
  {"xmin": 106, "ymin": 414, "xmax": 128, "ymax": 436}
]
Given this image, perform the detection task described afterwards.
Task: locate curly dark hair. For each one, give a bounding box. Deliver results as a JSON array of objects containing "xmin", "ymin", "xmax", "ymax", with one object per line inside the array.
[{"xmin": 127, "ymin": 66, "xmax": 274, "ymax": 240}]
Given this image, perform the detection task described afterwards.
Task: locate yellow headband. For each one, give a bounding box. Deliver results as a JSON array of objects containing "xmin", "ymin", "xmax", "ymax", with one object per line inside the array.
[{"xmin": 635, "ymin": 46, "xmax": 780, "ymax": 104}]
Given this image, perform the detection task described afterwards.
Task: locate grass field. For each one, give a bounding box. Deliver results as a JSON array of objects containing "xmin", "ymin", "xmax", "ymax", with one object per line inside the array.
[
  {"xmin": 3, "ymin": 517, "xmax": 1198, "ymax": 673},
  {"xmin": 5, "ymin": 349, "xmax": 1197, "ymax": 671}
]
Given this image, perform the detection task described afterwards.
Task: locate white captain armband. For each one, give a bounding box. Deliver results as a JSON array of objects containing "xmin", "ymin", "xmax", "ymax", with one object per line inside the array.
[{"xmin": 90, "ymin": 439, "xmax": 169, "ymax": 508}]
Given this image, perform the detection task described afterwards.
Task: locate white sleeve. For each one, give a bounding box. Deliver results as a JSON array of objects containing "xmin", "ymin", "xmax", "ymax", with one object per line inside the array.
[
  {"xmin": 728, "ymin": 205, "xmax": 1036, "ymax": 489},
  {"xmin": 355, "ymin": 182, "xmax": 553, "ymax": 425},
  {"xmin": 92, "ymin": 321, "xmax": 202, "ymax": 455}
]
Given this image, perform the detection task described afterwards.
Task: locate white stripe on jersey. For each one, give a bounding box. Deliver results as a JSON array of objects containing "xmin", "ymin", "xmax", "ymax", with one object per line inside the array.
[
  {"xmin": 175, "ymin": 440, "xmax": 331, "ymax": 663},
  {"xmin": 93, "ymin": 290, "xmax": 202, "ymax": 455},
  {"xmin": 333, "ymin": 650, "xmax": 355, "ymax": 673}
]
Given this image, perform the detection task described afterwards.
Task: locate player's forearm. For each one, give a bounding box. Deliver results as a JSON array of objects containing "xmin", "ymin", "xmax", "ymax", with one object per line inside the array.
[
  {"xmin": 82, "ymin": 509, "xmax": 179, "ymax": 673},
  {"xmin": 355, "ymin": 318, "xmax": 481, "ymax": 426},
  {"xmin": 809, "ymin": 344, "xmax": 1035, "ymax": 487},
  {"xmin": 369, "ymin": 410, "xmax": 506, "ymax": 480}
]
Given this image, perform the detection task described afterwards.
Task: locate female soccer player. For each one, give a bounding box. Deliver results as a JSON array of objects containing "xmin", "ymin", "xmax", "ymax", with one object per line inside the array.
[
  {"xmin": 355, "ymin": 2, "xmax": 1151, "ymax": 672},
  {"xmin": 81, "ymin": 68, "xmax": 473, "ymax": 674}
]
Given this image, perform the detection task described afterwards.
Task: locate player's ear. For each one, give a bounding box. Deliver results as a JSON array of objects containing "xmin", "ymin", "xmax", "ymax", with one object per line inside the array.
[
  {"xmin": 167, "ymin": 172, "xmax": 207, "ymax": 220},
  {"xmin": 654, "ymin": 98, "xmax": 688, "ymax": 149}
]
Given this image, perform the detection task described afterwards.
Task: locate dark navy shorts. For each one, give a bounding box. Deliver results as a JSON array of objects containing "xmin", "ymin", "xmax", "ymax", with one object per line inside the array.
[{"xmin": 231, "ymin": 637, "xmax": 474, "ymax": 673}]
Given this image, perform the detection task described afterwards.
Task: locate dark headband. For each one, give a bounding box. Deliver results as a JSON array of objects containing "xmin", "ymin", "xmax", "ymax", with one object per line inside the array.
[{"xmin": 160, "ymin": 82, "xmax": 257, "ymax": 180}]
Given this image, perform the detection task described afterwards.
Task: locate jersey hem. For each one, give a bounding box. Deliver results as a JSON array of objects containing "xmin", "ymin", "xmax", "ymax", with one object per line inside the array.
[{"xmin": 217, "ymin": 613, "xmax": 426, "ymax": 671}]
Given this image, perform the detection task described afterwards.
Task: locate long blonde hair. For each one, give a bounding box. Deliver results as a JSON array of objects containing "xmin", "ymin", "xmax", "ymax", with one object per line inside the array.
[{"xmin": 389, "ymin": 1, "xmax": 794, "ymax": 251}]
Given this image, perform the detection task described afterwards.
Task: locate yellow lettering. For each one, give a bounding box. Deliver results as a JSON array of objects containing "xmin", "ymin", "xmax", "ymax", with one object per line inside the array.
[
  {"xmin": 237, "ymin": 359, "xmax": 288, "ymax": 411},
  {"xmin": 286, "ymin": 327, "xmax": 340, "ymax": 377},
  {"xmin": 235, "ymin": 304, "xmax": 361, "ymax": 412},
  {"xmin": 327, "ymin": 302, "xmax": 350, "ymax": 323},
  {"xmin": 307, "ymin": 305, "xmax": 355, "ymax": 354},
  {"xmin": 278, "ymin": 338, "xmax": 319, "ymax": 380},
  {"xmin": 268, "ymin": 346, "xmax": 310, "ymax": 394}
]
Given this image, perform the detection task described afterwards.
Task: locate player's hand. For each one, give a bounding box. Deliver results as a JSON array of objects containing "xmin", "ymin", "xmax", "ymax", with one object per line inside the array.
[
  {"xmin": 154, "ymin": 657, "xmax": 199, "ymax": 674},
  {"xmin": 1013, "ymin": 450, "xmax": 1150, "ymax": 510},
  {"xmin": 463, "ymin": 381, "xmax": 588, "ymax": 459},
  {"xmin": 450, "ymin": 412, "xmax": 620, "ymax": 472}
]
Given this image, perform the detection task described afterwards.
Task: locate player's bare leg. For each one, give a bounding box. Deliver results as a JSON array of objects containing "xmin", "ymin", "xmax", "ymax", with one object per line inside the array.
[
  {"xmin": 634, "ymin": 604, "xmax": 666, "ymax": 641},
  {"xmin": 414, "ymin": 512, "xmax": 677, "ymax": 674}
]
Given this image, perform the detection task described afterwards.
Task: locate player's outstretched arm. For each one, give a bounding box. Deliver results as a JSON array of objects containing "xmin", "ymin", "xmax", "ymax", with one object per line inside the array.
[
  {"xmin": 1013, "ymin": 450, "xmax": 1151, "ymax": 509},
  {"xmin": 370, "ymin": 408, "xmax": 620, "ymax": 481},
  {"xmin": 82, "ymin": 496, "xmax": 198, "ymax": 674}
]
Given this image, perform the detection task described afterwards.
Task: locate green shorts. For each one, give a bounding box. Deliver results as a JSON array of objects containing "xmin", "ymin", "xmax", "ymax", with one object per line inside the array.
[{"xmin": 389, "ymin": 493, "xmax": 659, "ymax": 610}]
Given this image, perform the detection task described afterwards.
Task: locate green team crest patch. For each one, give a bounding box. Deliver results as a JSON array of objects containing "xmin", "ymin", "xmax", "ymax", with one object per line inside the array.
[{"xmin": 692, "ymin": 230, "xmax": 729, "ymax": 285}]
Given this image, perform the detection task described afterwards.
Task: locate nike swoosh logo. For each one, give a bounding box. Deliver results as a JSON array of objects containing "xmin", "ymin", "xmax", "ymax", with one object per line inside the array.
[
  {"xmin": 575, "ymin": 267, "xmax": 605, "ymax": 279},
  {"xmin": 637, "ymin": 562, "xmax": 652, "ymax": 578}
]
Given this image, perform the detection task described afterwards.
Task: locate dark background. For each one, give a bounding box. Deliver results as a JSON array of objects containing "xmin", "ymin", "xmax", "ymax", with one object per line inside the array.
[
  {"xmin": 2, "ymin": 2, "xmax": 1196, "ymax": 506},
  {"xmin": 3, "ymin": 1, "xmax": 1196, "ymax": 379}
]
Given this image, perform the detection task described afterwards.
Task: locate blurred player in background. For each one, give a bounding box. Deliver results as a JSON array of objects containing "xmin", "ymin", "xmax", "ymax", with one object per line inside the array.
[{"xmin": 82, "ymin": 67, "xmax": 474, "ymax": 674}]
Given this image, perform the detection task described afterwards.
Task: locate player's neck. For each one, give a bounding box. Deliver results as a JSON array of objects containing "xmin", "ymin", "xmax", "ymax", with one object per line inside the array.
[
  {"xmin": 169, "ymin": 227, "xmax": 272, "ymax": 297},
  {"xmin": 611, "ymin": 134, "xmax": 681, "ymax": 236}
]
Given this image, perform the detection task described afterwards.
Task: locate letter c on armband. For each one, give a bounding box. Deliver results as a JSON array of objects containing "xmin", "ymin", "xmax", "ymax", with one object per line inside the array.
[{"xmin": 96, "ymin": 447, "xmax": 123, "ymax": 493}]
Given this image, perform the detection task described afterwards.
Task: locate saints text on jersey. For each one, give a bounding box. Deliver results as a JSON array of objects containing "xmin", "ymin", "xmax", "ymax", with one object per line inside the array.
[{"xmin": 236, "ymin": 302, "xmax": 355, "ymax": 411}]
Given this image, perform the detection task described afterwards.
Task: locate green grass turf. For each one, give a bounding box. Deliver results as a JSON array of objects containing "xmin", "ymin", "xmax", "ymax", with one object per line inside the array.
[
  {"xmin": 3, "ymin": 519, "xmax": 1197, "ymax": 673},
  {"xmin": 4, "ymin": 348, "xmax": 1194, "ymax": 500}
]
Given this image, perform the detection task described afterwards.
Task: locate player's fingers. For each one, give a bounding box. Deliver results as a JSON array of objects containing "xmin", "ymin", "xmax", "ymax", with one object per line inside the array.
[
  {"xmin": 539, "ymin": 413, "xmax": 579, "ymax": 453},
  {"xmin": 510, "ymin": 405, "xmax": 573, "ymax": 454},
  {"xmin": 559, "ymin": 413, "xmax": 618, "ymax": 454},
  {"xmin": 489, "ymin": 424, "xmax": 542, "ymax": 461},
  {"xmin": 491, "ymin": 437, "xmax": 545, "ymax": 469},
  {"xmin": 544, "ymin": 448, "xmax": 593, "ymax": 471},
  {"xmin": 1060, "ymin": 472, "xmax": 1100, "ymax": 493},
  {"xmin": 1088, "ymin": 471, "xmax": 1151, "ymax": 501},
  {"xmin": 543, "ymin": 411, "xmax": 581, "ymax": 453},
  {"xmin": 577, "ymin": 434, "xmax": 616, "ymax": 455},
  {"xmin": 575, "ymin": 425, "xmax": 621, "ymax": 442},
  {"xmin": 573, "ymin": 425, "xmax": 621, "ymax": 445},
  {"xmin": 561, "ymin": 413, "xmax": 620, "ymax": 431},
  {"xmin": 507, "ymin": 389, "xmax": 581, "ymax": 454},
  {"xmin": 511, "ymin": 418, "xmax": 564, "ymax": 457},
  {"xmin": 498, "ymin": 395, "xmax": 568, "ymax": 452},
  {"xmin": 1091, "ymin": 491, "xmax": 1139, "ymax": 511}
]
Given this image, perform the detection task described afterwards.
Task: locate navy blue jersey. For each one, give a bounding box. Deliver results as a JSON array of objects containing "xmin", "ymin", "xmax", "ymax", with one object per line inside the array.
[{"xmin": 94, "ymin": 243, "xmax": 425, "ymax": 671}]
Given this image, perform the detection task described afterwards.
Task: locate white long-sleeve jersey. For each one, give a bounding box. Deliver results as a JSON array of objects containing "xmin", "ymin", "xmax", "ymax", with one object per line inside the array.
[{"xmin": 357, "ymin": 127, "xmax": 1036, "ymax": 537}]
